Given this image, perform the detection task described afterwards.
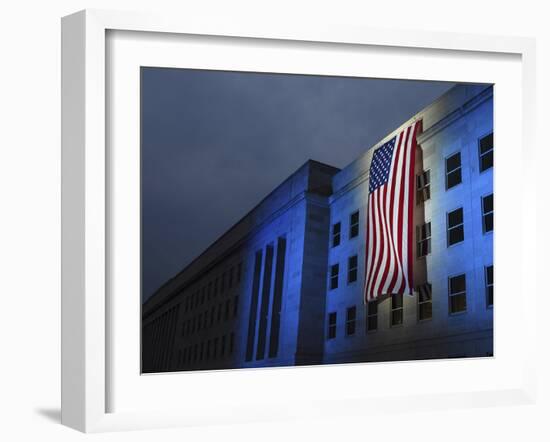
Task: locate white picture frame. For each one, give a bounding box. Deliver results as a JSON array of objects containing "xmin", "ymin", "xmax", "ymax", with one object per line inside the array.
[{"xmin": 61, "ymin": 9, "xmax": 537, "ymax": 433}]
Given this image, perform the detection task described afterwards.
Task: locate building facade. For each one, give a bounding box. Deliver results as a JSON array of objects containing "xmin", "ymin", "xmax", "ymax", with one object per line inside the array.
[{"xmin": 142, "ymin": 83, "xmax": 494, "ymax": 373}]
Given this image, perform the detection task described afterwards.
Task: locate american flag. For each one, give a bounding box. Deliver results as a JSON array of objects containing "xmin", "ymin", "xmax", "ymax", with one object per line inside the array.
[{"xmin": 363, "ymin": 120, "xmax": 422, "ymax": 303}]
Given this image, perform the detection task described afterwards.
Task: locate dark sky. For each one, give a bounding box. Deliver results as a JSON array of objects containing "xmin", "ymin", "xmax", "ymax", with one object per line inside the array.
[{"xmin": 141, "ymin": 68, "xmax": 454, "ymax": 301}]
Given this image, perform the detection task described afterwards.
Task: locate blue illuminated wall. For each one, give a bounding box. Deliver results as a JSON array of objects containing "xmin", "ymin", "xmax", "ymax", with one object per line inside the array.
[
  {"xmin": 141, "ymin": 84, "xmax": 493, "ymax": 372},
  {"xmin": 324, "ymin": 84, "xmax": 493, "ymax": 363}
]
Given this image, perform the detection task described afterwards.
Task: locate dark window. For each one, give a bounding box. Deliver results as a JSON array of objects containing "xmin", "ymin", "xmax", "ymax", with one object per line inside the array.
[
  {"xmin": 417, "ymin": 222, "xmax": 432, "ymax": 257},
  {"xmin": 221, "ymin": 335, "xmax": 226, "ymax": 356},
  {"xmin": 210, "ymin": 306, "xmax": 215, "ymax": 327},
  {"xmin": 213, "ymin": 337, "xmax": 218, "ymax": 359},
  {"xmin": 445, "ymin": 152, "xmax": 462, "ymax": 189},
  {"xmin": 449, "ymin": 274, "xmax": 467, "ymax": 314},
  {"xmin": 486, "ymin": 265, "xmax": 494, "ymax": 307},
  {"xmin": 225, "ymin": 299, "xmax": 231, "ymax": 320},
  {"xmin": 201, "ymin": 287, "xmax": 205, "ymax": 305},
  {"xmin": 417, "ymin": 283, "xmax": 432, "ymax": 321},
  {"xmin": 447, "ymin": 208, "xmax": 464, "ymax": 246},
  {"xmin": 237, "ymin": 262, "xmax": 242, "ymax": 284},
  {"xmin": 346, "ymin": 306, "xmax": 356, "ymax": 336},
  {"xmin": 200, "ymin": 342, "xmax": 204, "ymax": 361},
  {"xmin": 214, "ymin": 278, "xmax": 219, "ymax": 297},
  {"xmin": 391, "ymin": 293, "xmax": 404, "ymax": 326},
  {"xmin": 482, "ymin": 194, "xmax": 493, "ymax": 233},
  {"xmin": 367, "ymin": 301, "xmax": 378, "ymax": 331},
  {"xmin": 228, "ymin": 267, "xmax": 234, "ymax": 289},
  {"xmin": 220, "ymin": 272, "xmax": 226, "ymax": 293},
  {"xmin": 229, "ymin": 332, "xmax": 235, "ymax": 354},
  {"xmin": 207, "ymin": 282, "xmax": 212, "ymax": 301},
  {"xmin": 332, "ymin": 222, "xmax": 341, "ymax": 247},
  {"xmin": 348, "ymin": 255, "xmax": 358, "ymax": 283},
  {"xmin": 416, "ymin": 170, "xmax": 431, "ymax": 203},
  {"xmin": 349, "ymin": 211, "xmax": 360, "ymax": 238},
  {"xmin": 327, "ymin": 312, "xmax": 337, "ymax": 339},
  {"xmin": 479, "ymin": 132, "xmax": 493, "ymax": 172},
  {"xmin": 330, "ymin": 264, "xmax": 339, "ymax": 290},
  {"xmin": 233, "ymin": 295, "xmax": 239, "ymax": 318}
]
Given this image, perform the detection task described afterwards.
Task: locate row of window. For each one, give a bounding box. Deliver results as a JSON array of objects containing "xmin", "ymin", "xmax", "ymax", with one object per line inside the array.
[
  {"xmin": 182, "ymin": 261, "xmax": 242, "ymax": 315},
  {"xmin": 419, "ymin": 133, "xmax": 493, "ymax": 202},
  {"xmin": 329, "ymin": 255, "xmax": 358, "ymax": 290},
  {"xmin": 329, "ymin": 133, "xmax": 493, "ymax": 249},
  {"xmin": 416, "ymin": 193, "xmax": 493, "ymax": 257},
  {"xmin": 331, "ymin": 210, "xmax": 359, "ymax": 248},
  {"xmin": 330, "ymin": 195, "xmax": 492, "ymax": 284},
  {"xmin": 178, "ymin": 332, "xmax": 236, "ymax": 367},
  {"xmin": 327, "ymin": 265, "xmax": 493, "ymax": 339},
  {"xmin": 181, "ymin": 295, "xmax": 239, "ymax": 338}
]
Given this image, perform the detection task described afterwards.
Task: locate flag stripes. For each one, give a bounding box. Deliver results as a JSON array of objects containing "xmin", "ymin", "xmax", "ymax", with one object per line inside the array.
[{"xmin": 363, "ymin": 120, "xmax": 422, "ymax": 303}]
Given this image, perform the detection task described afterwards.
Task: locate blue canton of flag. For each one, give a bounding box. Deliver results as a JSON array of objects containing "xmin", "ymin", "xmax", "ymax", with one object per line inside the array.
[{"xmin": 369, "ymin": 137, "xmax": 396, "ymax": 193}]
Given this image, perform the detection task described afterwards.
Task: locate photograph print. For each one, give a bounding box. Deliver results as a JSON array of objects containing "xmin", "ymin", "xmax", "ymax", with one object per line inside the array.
[{"xmin": 141, "ymin": 68, "xmax": 494, "ymax": 373}]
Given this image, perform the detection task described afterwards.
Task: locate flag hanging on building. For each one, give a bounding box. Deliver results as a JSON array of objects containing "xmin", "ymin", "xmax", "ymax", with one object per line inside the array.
[{"xmin": 363, "ymin": 120, "xmax": 422, "ymax": 303}]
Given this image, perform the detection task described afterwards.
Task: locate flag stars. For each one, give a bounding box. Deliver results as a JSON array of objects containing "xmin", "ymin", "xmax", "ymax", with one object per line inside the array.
[{"xmin": 369, "ymin": 137, "xmax": 396, "ymax": 193}]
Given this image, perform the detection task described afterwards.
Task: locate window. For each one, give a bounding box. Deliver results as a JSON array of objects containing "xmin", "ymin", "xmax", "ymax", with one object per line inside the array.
[
  {"xmin": 445, "ymin": 152, "xmax": 462, "ymax": 189},
  {"xmin": 391, "ymin": 293, "xmax": 404, "ymax": 326},
  {"xmin": 447, "ymin": 208, "xmax": 464, "ymax": 246},
  {"xmin": 237, "ymin": 261, "xmax": 242, "ymax": 284},
  {"xmin": 233, "ymin": 295, "xmax": 239, "ymax": 318},
  {"xmin": 225, "ymin": 299, "xmax": 231, "ymax": 320},
  {"xmin": 416, "ymin": 222, "xmax": 431, "ymax": 257},
  {"xmin": 347, "ymin": 255, "xmax": 358, "ymax": 283},
  {"xmin": 220, "ymin": 272, "xmax": 226, "ymax": 293},
  {"xmin": 417, "ymin": 283, "xmax": 432, "ymax": 321},
  {"xmin": 213, "ymin": 337, "xmax": 218, "ymax": 359},
  {"xmin": 346, "ymin": 306, "xmax": 356, "ymax": 336},
  {"xmin": 330, "ymin": 264, "xmax": 339, "ymax": 290},
  {"xmin": 327, "ymin": 312, "xmax": 337, "ymax": 339},
  {"xmin": 479, "ymin": 132, "xmax": 493, "ymax": 172},
  {"xmin": 332, "ymin": 222, "xmax": 341, "ymax": 247},
  {"xmin": 228, "ymin": 267, "xmax": 234, "ymax": 288},
  {"xmin": 416, "ymin": 170, "xmax": 431, "ymax": 203},
  {"xmin": 482, "ymin": 194, "xmax": 493, "ymax": 233},
  {"xmin": 449, "ymin": 274, "xmax": 467, "ymax": 314},
  {"xmin": 221, "ymin": 335, "xmax": 226, "ymax": 356},
  {"xmin": 366, "ymin": 301, "xmax": 378, "ymax": 331},
  {"xmin": 485, "ymin": 265, "xmax": 494, "ymax": 307},
  {"xmin": 349, "ymin": 210, "xmax": 359, "ymax": 238}
]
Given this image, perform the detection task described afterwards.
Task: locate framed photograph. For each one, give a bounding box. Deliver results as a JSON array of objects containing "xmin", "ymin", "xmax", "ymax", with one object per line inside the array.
[{"xmin": 61, "ymin": 9, "xmax": 537, "ymax": 433}]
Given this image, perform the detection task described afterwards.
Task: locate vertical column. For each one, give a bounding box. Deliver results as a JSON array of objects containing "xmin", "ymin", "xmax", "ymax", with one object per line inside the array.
[
  {"xmin": 245, "ymin": 250, "xmax": 263, "ymax": 361},
  {"xmin": 268, "ymin": 237, "xmax": 287, "ymax": 358},
  {"xmin": 256, "ymin": 244, "xmax": 274, "ymax": 360}
]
